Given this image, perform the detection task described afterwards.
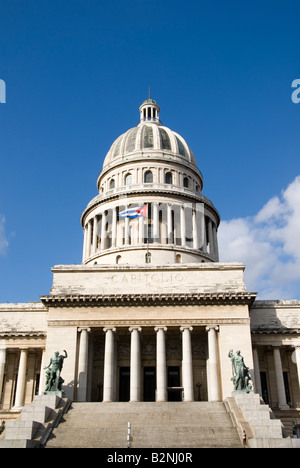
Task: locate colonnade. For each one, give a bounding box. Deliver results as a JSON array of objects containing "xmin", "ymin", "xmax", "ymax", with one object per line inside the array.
[
  {"xmin": 253, "ymin": 346, "xmax": 300, "ymax": 410},
  {"xmin": 140, "ymin": 105, "xmax": 159, "ymax": 122},
  {"xmin": 76, "ymin": 325, "xmax": 221, "ymax": 403},
  {"xmin": 82, "ymin": 202, "xmax": 219, "ymax": 262},
  {"xmin": 0, "ymin": 347, "xmax": 43, "ymax": 410},
  {"xmin": 1, "ymin": 341, "xmax": 300, "ymax": 409}
]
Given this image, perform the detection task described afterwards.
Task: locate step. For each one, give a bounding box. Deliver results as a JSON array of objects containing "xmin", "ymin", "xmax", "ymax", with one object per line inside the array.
[{"xmin": 45, "ymin": 402, "xmax": 242, "ymax": 448}]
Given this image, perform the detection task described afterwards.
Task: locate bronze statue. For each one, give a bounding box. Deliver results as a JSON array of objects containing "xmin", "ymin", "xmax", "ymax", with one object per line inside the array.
[
  {"xmin": 44, "ymin": 350, "xmax": 68, "ymax": 392},
  {"xmin": 228, "ymin": 349, "xmax": 252, "ymax": 392}
]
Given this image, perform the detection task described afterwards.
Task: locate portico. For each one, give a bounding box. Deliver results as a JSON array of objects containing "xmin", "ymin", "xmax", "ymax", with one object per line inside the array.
[{"xmin": 37, "ymin": 261, "xmax": 256, "ymax": 403}]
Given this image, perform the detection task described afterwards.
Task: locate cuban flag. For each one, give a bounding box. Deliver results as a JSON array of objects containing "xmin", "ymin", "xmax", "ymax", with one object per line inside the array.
[{"xmin": 118, "ymin": 204, "xmax": 148, "ymax": 219}]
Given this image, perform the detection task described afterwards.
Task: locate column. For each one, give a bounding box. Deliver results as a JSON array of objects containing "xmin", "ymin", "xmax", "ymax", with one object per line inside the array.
[
  {"xmin": 124, "ymin": 216, "xmax": 129, "ymax": 245},
  {"xmin": 112, "ymin": 207, "xmax": 117, "ymax": 248},
  {"xmin": 77, "ymin": 328, "xmax": 91, "ymax": 402},
  {"xmin": 295, "ymin": 347, "xmax": 300, "ymax": 393},
  {"xmin": 192, "ymin": 209, "xmax": 198, "ymax": 250},
  {"xmin": 92, "ymin": 217, "xmax": 98, "ymax": 255},
  {"xmin": 207, "ymin": 218, "xmax": 213, "ymax": 256},
  {"xmin": 167, "ymin": 204, "xmax": 173, "ymax": 244},
  {"xmin": 212, "ymin": 223, "xmax": 219, "ymax": 260},
  {"xmin": 180, "ymin": 205, "xmax": 186, "ymax": 247},
  {"xmin": 0, "ymin": 346, "xmax": 6, "ymax": 402},
  {"xmin": 202, "ymin": 217, "xmax": 207, "ymax": 253},
  {"xmin": 153, "ymin": 202, "xmax": 159, "ymax": 243},
  {"xmin": 101, "ymin": 211, "xmax": 107, "ymax": 250},
  {"xmin": 180, "ymin": 326, "xmax": 194, "ymax": 401},
  {"xmin": 138, "ymin": 216, "xmax": 144, "ymax": 244},
  {"xmin": 129, "ymin": 327, "xmax": 142, "ymax": 402},
  {"xmin": 39, "ymin": 349, "xmax": 46, "ymax": 395},
  {"xmin": 103, "ymin": 328, "xmax": 116, "ymax": 402},
  {"xmin": 252, "ymin": 348, "xmax": 262, "ymax": 396},
  {"xmin": 273, "ymin": 346, "xmax": 289, "ymax": 409},
  {"xmin": 14, "ymin": 349, "xmax": 28, "ymax": 408},
  {"xmin": 206, "ymin": 326, "xmax": 221, "ymax": 401},
  {"xmin": 155, "ymin": 327, "xmax": 168, "ymax": 402},
  {"xmin": 85, "ymin": 221, "xmax": 92, "ymax": 259},
  {"xmin": 82, "ymin": 225, "xmax": 87, "ymax": 262}
]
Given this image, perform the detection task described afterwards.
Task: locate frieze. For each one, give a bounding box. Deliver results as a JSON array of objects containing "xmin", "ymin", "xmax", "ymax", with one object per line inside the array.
[{"xmin": 47, "ymin": 318, "xmax": 250, "ymax": 328}]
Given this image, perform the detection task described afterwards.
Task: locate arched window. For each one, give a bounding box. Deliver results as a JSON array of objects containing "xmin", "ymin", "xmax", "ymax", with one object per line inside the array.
[
  {"xmin": 124, "ymin": 173, "xmax": 132, "ymax": 186},
  {"xmin": 144, "ymin": 170, "xmax": 153, "ymax": 183},
  {"xmin": 176, "ymin": 254, "xmax": 182, "ymax": 264},
  {"xmin": 116, "ymin": 255, "xmax": 122, "ymax": 265},
  {"xmin": 165, "ymin": 172, "xmax": 172, "ymax": 184},
  {"xmin": 183, "ymin": 177, "xmax": 189, "ymax": 188},
  {"xmin": 109, "ymin": 179, "xmax": 115, "ymax": 189}
]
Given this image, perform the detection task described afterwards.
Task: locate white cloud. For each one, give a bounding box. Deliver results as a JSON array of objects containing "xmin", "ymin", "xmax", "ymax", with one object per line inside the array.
[
  {"xmin": 0, "ymin": 216, "xmax": 9, "ymax": 255},
  {"xmin": 218, "ymin": 176, "xmax": 300, "ymax": 299}
]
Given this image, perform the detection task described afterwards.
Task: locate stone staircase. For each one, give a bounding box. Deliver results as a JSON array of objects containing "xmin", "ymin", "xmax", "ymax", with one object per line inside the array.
[
  {"xmin": 273, "ymin": 409, "xmax": 300, "ymax": 438},
  {"xmin": 224, "ymin": 393, "xmax": 300, "ymax": 448},
  {"xmin": 0, "ymin": 393, "xmax": 71, "ymax": 448},
  {"xmin": 45, "ymin": 402, "xmax": 242, "ymax": 448}
]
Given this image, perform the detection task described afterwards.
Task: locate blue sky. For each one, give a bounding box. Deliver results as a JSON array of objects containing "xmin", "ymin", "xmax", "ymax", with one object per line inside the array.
[{"xmin": 0, "ymin": 0, "xmax": 299, "ymax": 302}]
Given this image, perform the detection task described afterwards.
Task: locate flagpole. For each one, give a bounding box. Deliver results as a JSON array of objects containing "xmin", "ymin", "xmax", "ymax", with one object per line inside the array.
[{"xmin": 146, "ymin": 204, "xmax": 150, "ymax": 262}]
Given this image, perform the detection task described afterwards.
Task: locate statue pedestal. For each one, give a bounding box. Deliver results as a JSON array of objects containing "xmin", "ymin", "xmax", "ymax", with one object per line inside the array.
[
  {"xmin": 232, "ymin": 389, "xmax": 253, "ymax": 395},
  {"xmin": 43, "ymin": 390, "xmax": 64, "ymax": 398}
]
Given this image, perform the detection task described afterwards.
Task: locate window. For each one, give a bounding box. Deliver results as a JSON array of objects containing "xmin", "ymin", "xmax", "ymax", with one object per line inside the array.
[
  {"xmin": 144, "ymin": 170, "xmax": 153, "ymax": 183},
  {"xmin": 109, "ymin": 179, "xmax": 115, "ymax": 189},
  {"xmin": 176, "ymin": 254, "xmax": 182, "ymax": 264},
  {"xmin": 183, "ymin": 177, "xmax": 189, "ymax": 188},
  {"xmin": 165, "ymin": 172, "xmax": 172, "ymax": 184},
  {"xmin": 124, "ymin": 173, "xmax": 132, "ymax": 185},
  {"xmin": 145, "ymin": 252, "xmax": 152, "ymax": 263},
  {"xmin": 116, "ymin": 255, "xmax": 122, "ymax": 265}
]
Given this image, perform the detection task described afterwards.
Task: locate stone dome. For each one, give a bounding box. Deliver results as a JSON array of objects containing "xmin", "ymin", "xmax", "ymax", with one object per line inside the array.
[
  {"xmin": 102, "ymin": 124, "xmax": 198, "ymax": 169},
  {"xmin": 81, "ymin": 97, "xmax": 220, "ymax": 267},
  {"xmin": 101, "ymin": 98, "xmax": 200, "ymax": 182}
]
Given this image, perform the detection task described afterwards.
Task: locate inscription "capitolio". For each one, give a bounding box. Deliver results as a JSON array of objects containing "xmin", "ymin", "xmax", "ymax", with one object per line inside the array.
[{"xmin": 111, "ymin": 272, "xmax": 183, "ymax": 284}]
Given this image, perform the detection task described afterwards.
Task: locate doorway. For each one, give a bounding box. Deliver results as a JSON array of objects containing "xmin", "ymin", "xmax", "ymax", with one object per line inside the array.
[
  {"xmin": 119, "ymin": 367, "xmax": 130, "ymax": 402},
  {"xmin": 143, "ymin": 367, "xmax": 156, "ymax": 401},
  {"xmin": 167, "ymin": 366, "xmax": 182, "ymax": 401}
]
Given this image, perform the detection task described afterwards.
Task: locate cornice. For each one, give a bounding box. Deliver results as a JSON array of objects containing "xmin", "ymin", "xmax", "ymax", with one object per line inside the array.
[
  {"xmin": 40, "ymin": 292, "xmax": 256, "ymax": 307},
  {"xmin": 251, "ymin": 328, "xmax": 300, "ymax": 335},
  {"xmin": 0, "ymin": 331, "xmax": 46, "ymax": 338}
]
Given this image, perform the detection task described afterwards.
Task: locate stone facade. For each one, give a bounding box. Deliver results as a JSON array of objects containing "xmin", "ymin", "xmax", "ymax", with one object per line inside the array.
[{"xmin": 0, "ymin": 98, "xmax": 299, "ymax": 438}]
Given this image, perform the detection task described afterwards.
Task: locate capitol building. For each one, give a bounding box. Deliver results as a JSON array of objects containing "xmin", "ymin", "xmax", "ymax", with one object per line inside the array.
[{"xmin": 0, "ymin": 97, "xmax": 300, "ymax": 448}]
